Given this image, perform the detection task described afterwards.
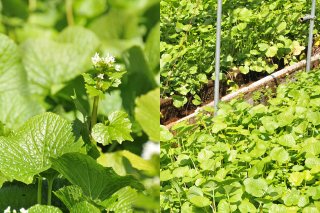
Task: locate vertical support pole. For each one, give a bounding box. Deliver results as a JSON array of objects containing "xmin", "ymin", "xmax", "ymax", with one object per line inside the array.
[
  {"xmin": 214, "ymin": 0, "xmax": 222, "ymax": 116},
  {"xmin": 306, "ymin": 0, "xmax": 316, "ymax": 72}
]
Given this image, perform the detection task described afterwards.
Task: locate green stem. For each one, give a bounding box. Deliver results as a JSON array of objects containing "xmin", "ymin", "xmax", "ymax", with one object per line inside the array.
[
  {"xmin": 47, "ymin": 178, "xmax": 54, "ymax": 205},
  {"xmin": 37, "ymin": 176, "xmax": 43, "ymax": 204},
  {"xmin": 90, "ymin": 96, "xmax": 99, "ymax": 131},
  {"xmin": 107, "ymin": 142, "xmax": 117, "ymax": 152},
  {"xmin": 66, "ymin": 0, "xmax": 74, "ymax": 26}
]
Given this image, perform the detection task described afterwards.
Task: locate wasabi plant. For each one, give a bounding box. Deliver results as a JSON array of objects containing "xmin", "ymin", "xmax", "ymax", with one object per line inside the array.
[{"xmin": 83, "ymin": 52, "xmax": 126, "ymax": 129}]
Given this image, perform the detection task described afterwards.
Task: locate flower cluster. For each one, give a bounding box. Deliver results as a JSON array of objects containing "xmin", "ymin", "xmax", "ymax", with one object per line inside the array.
[
  {"xmin": 4, "ymin": 206, "xmax": 28, "ymax": 213},
  {"xmin": 91, "ymin": 52, "xmax": 120, "ymax": 71}
]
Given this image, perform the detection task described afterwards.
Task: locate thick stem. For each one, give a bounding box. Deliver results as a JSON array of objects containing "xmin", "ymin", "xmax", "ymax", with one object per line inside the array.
[
  {"xmin": 37, "ymin": 176, "xmax": 43, "ymax": 204},
  {"xmin": 90, "ymin": 96, "xmax": 99, "ymax": 131},
  {"xmin": 66, "ymin": 0, "xmax": 74, "ymax": 26},
  {"xmin": 47, "ymin": 178, "xmax": 54, "ymax": 205}
]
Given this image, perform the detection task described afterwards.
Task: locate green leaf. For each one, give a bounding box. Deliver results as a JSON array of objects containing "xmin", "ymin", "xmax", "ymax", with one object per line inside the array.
[
  {"xmin": 160, "ymin": 125, "xmax": 173, "ymax": 142},
  {"xmin": 278, "ymin": 134, "xmax": 296, "ymax": 147},
  {"xmin": 307, "ymin": 110, "xmax": 320, "ymax": 125},
  {"xmin": 120, "ymin": 150, "xmax": 157, "ymax": 174},
  {"xmin": 172, "ymin": 95, "xmax": 187, "ymax": 108},
  {"xmin": 302, "ymin": 138, "xmax": 320, "ymax": 156},
  {"xmin": 269, "ymin": 204, "xmax": 287, "ymax": 213},
  {"xmin": 212, "ymin": 122, "xmax": 227, "ymax": 133},
  {"xmin": 51, "ymin": 152, "xmax": 144, "ymax": 201},
  {"xmin": 258, "ymin": 43, "xmax": 269, "ymax": 51},
  {"xmin": 145, "ymin": 22, "xmax": 160, "ymax": 72},
  {"xmin": 282, "ymin": 189, "xmax": 300, "ymax": 206},
  {"xmin": 73, "ymin": 0, "xmax": 107, "ymax": 18},
  {"xmin": 70, "ymin": 201, "xmax": 101, "ymax": 213},
  {"xmin": 189, "ymin": 196, "xmax": 211, "ymax": 208},
  {"xmin": 21, "ymin": 26, "xmax": 100, "ymax": 97},
  {"xmin": 160, "ymin": 170, "xmax": 173, "ymax": 181},
  {"xmin": 1, "ymin": 0, "xmax": 28, "ymax": 19},
  {"xmin": 92, "ymin": 111, "xmax": 133, "ymax": 145},
  {"xmin": 0, "ymin": 112, "xmax": 82, "ymax": 184},
  {"xmin": 277, "ymin": 22, "xmax": 287, "ymax": 33},
  {"xmin": 54, "ymin": 185, "xmax": 87, "ymax": 210},
  {"xmin": 260, "ymin": 116, "xmax": 279, "ymax": 133},
  {"xmin": 135, "ymin": 88, "xmax": 160, "ymax": 142},
  {"xmin": 244, "ymin": 178, "xmax": 268, "ymax": 197},
  {"xmin": 239, "ymin": 199, "xmax": 257, "ymax": 213},
  {"xmin": 103, "ymin": 187, "xmax": 138, "ymax": 212},
  {"xmin": 28, "ymin": 205, "xmax": 62, "ymax": 213},
  {"xmin": 270, "ymin": 147, "xmax": 289, "ymax": 164},
  {"xmin": 0, "ymin": 34, "xmax": 42, "ymax": 129},
  {"xmin": 239, "ymin": 66, "xmax": 250, "ymax": 74},
  {"xmin": 305, "ymin": 157, "xmax": 320, "ymax": 169},
  {"xmin": 288, "ymin": 172, "xmax": 305, "ymax": 186},
  {"xmin": 0, "ymin": 182, "xmax": 37, "ymax": 210},
  {"xmin": 266, "ymin": 46, "xmax": 278, "ymax": 57},
  {"xmin": 121, "ymin": 46, "xmax": 157, "ymax": 115}
]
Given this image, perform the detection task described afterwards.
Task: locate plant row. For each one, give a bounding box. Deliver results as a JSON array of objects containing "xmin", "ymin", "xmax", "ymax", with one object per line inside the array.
[
  {"xmin": 160, "ymin": 0, "xmax": 320, "ymax": 108},
  {"xmin": 160, "ymin": 68, "xmax": 320, "ymax": 212}
]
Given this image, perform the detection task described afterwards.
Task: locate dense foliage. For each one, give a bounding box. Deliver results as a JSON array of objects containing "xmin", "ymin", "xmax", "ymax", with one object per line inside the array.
[
  {"xmin": 0, "ymin": 0, "xmax": 160, "ymax": 212},
  {"xmin": 161, "ymin": 68, "xmax": 320, "ymax": 212},
  {"xmin": 160, "ymin": 0, "xmax": 320, "ymax": 107}
]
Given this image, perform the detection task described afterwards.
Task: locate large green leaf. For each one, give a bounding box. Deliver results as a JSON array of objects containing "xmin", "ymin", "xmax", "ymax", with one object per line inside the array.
[
  {"xmin": 91, "ymin": 111, "xmax": 133, "ymax": 145},
  {"xmin": 238, "ymin": 199, "xmax": 257, "ymax": 213},
  {"xmin": 0, "ymin": 112, "xmax": 82, "ymax": 184},
  {"xmin": 51, "ymin": 153, "xmax": 144, "ymax": 201},
  {"xmin": 0, "ymin": 182, "xmax": 37, "ymax": 210},
  {"xmin": 244, "ymin": 178, "xmax": 268, "ymax": 197},
  {"xmin": 270, "ymin": 147, "xmax": 290, "ymax": 164},
  {"xmin": 54, "ymin": 185, "xmax": 87, "ymax": 210},
  {"xmin": 28, "ymin": 205, "xmax": 62, "ymax": 213},
  {"xmin": 70, "ymin": 201, "xmax": 100, "ymax": 213},
  {"xmin": 189, "ymin": 196, "xmax": 211, "ymax": 208},
  {"xmin": 0, "ymin": 33, "xmax": 42, "ymax": 128},
  {"xmin": 145, "ymin": 22, "xmax": 160, "ymax": 72},
  {"xmin": 135, "ymin": 88, "xmax": 160, "ymax": 142},
  {"xmin": 21, "ymin": 26, "xmax": 99, "ymax": 97},
  {"xmin": 103, "ymin": 187, "xmax": 138, "ymax": 212},
  {"xmin": 121, "ymin": 46, "xmax": 158, "ymax": 116}
]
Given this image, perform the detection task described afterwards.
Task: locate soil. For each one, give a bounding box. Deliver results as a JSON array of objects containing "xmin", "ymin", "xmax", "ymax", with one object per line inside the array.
[{"xmin": 161, "ymin": 46, "xmax": 320, "ymax": 125}]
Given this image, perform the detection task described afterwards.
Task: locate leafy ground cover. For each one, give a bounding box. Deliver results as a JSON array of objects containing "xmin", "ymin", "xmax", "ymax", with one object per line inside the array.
[
  {"xmin": 0, "ymin": 0, "xmax": 160, "ymax": 212},
  {"xmin": 161, "ymin": 0, "xmax": 320, "ymax": 108},
  {"xmin": 161, "ymin": 68, "xmax": 320, "ymax": 212}
]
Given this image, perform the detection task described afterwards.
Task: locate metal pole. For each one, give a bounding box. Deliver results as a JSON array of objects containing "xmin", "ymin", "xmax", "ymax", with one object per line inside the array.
[
  {"xmin": 214, "ymin": 0, "xmax": 222, "ymax": 116},
  {"xmin": 306, "ymin": 0, "xmax": 316, "ymax": 72}
]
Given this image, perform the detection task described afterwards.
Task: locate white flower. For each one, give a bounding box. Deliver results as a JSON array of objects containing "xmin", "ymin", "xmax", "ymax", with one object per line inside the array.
[
  {"xmin": 97, "ymin": 73, "xmax": 104, "ymax": 79},
  {"xmin": 115, "ymin": 64, "xmax": 121, "ymax": 71},
  {"xmin": 91, "ymin": 52, "xmax": 101, "ymax": 66},
  {"xmin": 104, "ymin": 53, "xmax": 115, "ymax": 65},
  {"xmin": 141, "ymin": 141, "xmax": 160, "ymax": 160},
  {"xmin": 20, "ymin": 208, "xmax": 28, "ymax": 213},
  {"xmin": 4, "ymin": 206, "xmax": 10, "ymax": 213}
]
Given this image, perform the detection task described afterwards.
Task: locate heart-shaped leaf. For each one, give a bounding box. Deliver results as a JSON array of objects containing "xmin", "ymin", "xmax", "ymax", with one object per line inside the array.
[
  {"xmin": 51, "ymin": 152, "xmax": 144, "ymax": 201},
  {"xmin": 244, "ymin": 178, "xmax": 268, "ymax": 197},
  {"xmin": 0, "ymin": 34, "xmax": 42, "ymax": 129},
  {"xmin": 0, "ymin": 112, "xmax": 82, "ymax": 184},
  {"xmin": 21, "ymin": 26, "xmax": 100, "ymax": 97}
]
